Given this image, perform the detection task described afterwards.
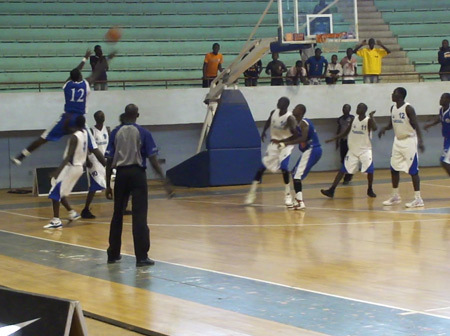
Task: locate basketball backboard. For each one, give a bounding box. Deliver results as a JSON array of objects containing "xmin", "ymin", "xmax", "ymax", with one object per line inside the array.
[{"xmin": 278, "ymin": 0, "xmax": 358, "ymax": 44}]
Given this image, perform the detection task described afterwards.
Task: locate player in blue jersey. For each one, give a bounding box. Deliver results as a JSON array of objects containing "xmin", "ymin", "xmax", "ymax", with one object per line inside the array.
[
  {"xmin": 424, "ymin": 92, "xmax": 450, "ymax": 176},
  {"xmin": 11, "ymin": 49, "xmax": 116, "ymax": 166},
  {"xmin": 272, "ymin": 104, "xmax": 322, "ymax": 210}
]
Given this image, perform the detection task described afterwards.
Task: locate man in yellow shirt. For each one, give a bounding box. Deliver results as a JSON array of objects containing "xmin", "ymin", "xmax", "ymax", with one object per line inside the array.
[
  {"xmin": 202, "ymin": 43, "xmax": 224, "ymax": 88},
  {"xmin": 354, "ymin": 38, "xmax": 390, "ymax": 83}
]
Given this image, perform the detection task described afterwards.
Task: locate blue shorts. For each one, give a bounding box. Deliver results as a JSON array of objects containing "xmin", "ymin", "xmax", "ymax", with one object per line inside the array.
[
  {"xmin": 292, "ymin": 146, "xmax": 322, "ymax": 180},
  {"xmin": 41, "ymin": 112, "xmax": 97, "ymax": 150}
]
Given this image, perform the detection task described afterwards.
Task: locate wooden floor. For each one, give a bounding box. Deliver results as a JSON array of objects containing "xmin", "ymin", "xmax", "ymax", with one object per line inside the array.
[{"xmin": 1, "ymin": 167, "xmax": 449, "ymax": 335}]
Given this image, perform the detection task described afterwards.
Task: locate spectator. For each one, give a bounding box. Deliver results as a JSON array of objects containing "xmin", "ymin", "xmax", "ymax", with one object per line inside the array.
[
  {"xmin": 266, "ymin": 53, "xmax": 287, "ymax": 86},
  {"xmin": 313, "ymin": 0, "xmax": 330, "ymax": 14},
  {"xmin": 340, "ymin": 47, "xmax": 358, "ymax": 84},
  {"xmin": 90, "ymin": 45, "xmax": 110, "ymax": 91},
  {"xmin": 202, "ymin": 43, "xmax": 224, "ymax": 88},
  {"xmin": 312, "ymin": 0, "xmax": 331, "ymax": 35},
  {"xmin": 325, "ymin": 54, "xmax": 342, "ymax": 84},
  {"xmin": 286, "ymin": 60, "xmax": 307, "ymax": 85},
  {"xmin": 438, "ymin": 39, "xmax": 450, "ymax": 81},
  {"xmin": 354, "ymin": 38, "xmax": 391, "ymax": 84},
  {"xmin": 305, "ymin": 48, "xmax": 328, "ymax": 85},
  {"xmin": 244, "ymin": 58, "xmax": 263, "ymax": 87}
]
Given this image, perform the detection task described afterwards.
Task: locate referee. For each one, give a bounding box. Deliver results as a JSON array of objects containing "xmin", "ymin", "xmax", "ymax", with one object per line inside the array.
[{"xmin": 105, "ymin": 104, "xmax": 173, "ymax": 267}]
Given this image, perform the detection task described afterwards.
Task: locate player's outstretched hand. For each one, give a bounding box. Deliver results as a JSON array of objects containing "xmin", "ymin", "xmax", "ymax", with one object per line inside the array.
[
  {"xmin": 369, "ymin": 110, "xmax": 376, "ymax": 118},
  {"xmin": 164, "ymin": 179, "xmax": 175, "ymax": 199},
  {"xmin": 271, "ymin": 139, "xmax": 280, "ymax": 144},
  {"xmin": 106, "ymin": 187, "xmax": 113, "ymax": 200},
  {"xmin": 378, "ymin": 129, "xmax": 386, "ymax": 138},
  {"xmin": 261, "ymin": 133, "xmax": 266, "ymax": 142},
  {"xmin": 84, "ymin": 49, "xmax": 92, "ymax": 59},
  {"xmin": 107, "ymin": 51, "xmax": 117, "ymax": 60},
  {"xmin": 325, "ymin": 139, "xmax": 334, "ymax": 144}
]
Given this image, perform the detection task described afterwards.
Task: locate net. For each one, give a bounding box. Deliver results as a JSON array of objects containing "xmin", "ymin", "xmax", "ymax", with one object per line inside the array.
[{"xmin": 317, "ymin": 32, "xmax": 345, "ymax": 53}]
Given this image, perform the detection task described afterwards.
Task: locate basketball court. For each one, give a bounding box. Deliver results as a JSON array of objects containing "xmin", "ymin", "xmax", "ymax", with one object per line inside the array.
[{"xmin": 1, "ymin": 168, "xmax": 450, "ymax": 335}]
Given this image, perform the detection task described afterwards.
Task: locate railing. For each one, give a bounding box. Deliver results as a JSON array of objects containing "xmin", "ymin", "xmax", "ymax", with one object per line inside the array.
[{"xmin": 0, "ymin": 72, "xmax": 446, "ymax": 92}]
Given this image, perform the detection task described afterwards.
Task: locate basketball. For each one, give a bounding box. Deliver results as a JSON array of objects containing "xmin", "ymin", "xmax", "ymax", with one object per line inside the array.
[{"xmin": 105, "ymin": 27, "xmax": 122, "ymax": 43}]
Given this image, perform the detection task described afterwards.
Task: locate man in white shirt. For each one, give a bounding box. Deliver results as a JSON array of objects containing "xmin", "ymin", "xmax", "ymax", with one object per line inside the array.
[
  {"xmin": 326, "ymin": 54, "xmax": 343, "ymax": 84},
  {"xmin": 340, "ymin": 48, "xmax": 358, "ymax": 84}
]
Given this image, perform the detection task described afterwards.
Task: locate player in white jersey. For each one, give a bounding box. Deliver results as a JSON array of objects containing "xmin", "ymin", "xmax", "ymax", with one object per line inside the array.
[
  {"xmin": 424, "ymin": 93, "xmax": 450, "ymax": 176},
  {"xmin": 245, "ymin": 97, "xmax": 298, "ymax": 206},
  {"xmin": 81, "ymin": 111, "xmax": 110, "ymax": 219},
  {"xmin": 378, "ymin": 87, "xmax": 425, "ymax": 208},
  {"xmin": 44, "ymin": 115, "xmax": 88, "ymax": 229},
  {"xmin": 321, "ymin": 103, "xmax": 377, "ymax": 198}
]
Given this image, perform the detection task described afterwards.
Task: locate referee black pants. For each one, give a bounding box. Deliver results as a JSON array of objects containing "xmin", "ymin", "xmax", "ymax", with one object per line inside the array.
[{"xmin": 107, "ymin": 165, "xmax": 150, "ymax": 261}]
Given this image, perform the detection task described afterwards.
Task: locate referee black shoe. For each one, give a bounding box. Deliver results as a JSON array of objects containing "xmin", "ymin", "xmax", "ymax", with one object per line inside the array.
[
  {"xmin": 107, "ymin": 255, "xmax": 122, "ymax": 264},
  {"xmin": 136, "ymin": 258, "xmax": 155, "ymax": 267}
]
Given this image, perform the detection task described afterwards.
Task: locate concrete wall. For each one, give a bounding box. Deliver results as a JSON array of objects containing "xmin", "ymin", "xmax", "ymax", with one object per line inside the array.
[{"xmin": 1, "ymin": 82, "xmax": 447, "ymax": 189}]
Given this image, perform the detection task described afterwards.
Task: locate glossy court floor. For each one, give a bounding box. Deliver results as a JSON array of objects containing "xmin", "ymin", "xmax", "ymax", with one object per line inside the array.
[{"xmin": 1, "ymin": 167, "xmax": 449, "ymax": 336}]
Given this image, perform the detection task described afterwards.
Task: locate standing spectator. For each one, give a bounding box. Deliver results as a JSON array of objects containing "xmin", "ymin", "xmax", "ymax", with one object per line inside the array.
[
  {"xmin": 202, "ymin": 43, "xmax": 224, "ymax": 88},
  {"xmin": 244, "ymin": 59, "xmax": 263, "ymax": 87},
  {"xmin": 312, "ymin": 0, "xmax": 331, "ymax": 35},
  {"xmin": 438, "ymin": 39, "xmax": 450, "ymax": 81},
  {"xmin": 336, "ymin": 104, "xmax": 355, "ymax": 184},
  {"xmin": 325, "ymin": 54, "xmax": 342, "ymax": 84},
  {"xmin": 266, "ymin": 53, "xmax": 287, "ymax": 86},
  {"xmin": 305, "ymin": 48, "xmax": 328, "ymax": 85},
  {"xmin": 340, "ymin": 47, "xmax": 358, "ymax": 84},
  {"xmin": 286, "ymin": 60, "xmax": 307, "ymax": 86},
  {"xmin": 354, "ymin": 38, "xmax": 391, "ymax": 84},
  {"xmin": 90, "ymin": 45, "xmax": 110, "ymax": 91},
  {"xmin": 105, "ymin": 104, "xmax": 173, "ymax": 267}
]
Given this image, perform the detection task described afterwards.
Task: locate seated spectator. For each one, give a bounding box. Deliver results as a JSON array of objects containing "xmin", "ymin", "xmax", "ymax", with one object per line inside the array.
[
  {"xmin": 266, "ymin": 53, "xmax": 287, "ymax": 86},
  {"xmin": 438, "ymin": 39, "xmax": 450, "ymax": 81},
  {"xmin": 305, "ymin": 48, "xmax": 328, "ymax": 85},
  {"xmin": 244, "ymin": 58, "xmax": 263, "ymax": 87},
  {"xmin": 340, "ymin": 47, "xmax": 358, "ymax": 84},
  {"xmin": 326, "ymin": 54, "xmax": 342, "ymax": 84},
  {"xmin": 286, "ymin": 60, "xmax": 307, "ymax": 85},
  {"xmin": 203, "ymin": 43, "xmax": 224, "ymax": 88}
]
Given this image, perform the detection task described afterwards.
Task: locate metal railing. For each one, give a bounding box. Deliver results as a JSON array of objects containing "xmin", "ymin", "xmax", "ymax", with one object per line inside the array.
[{"xmin": 0, "ymin": 72, "xmax": 447, "ymax": 92}]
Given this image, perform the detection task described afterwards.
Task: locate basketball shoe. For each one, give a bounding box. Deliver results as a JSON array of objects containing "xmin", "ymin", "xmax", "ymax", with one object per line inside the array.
[
  {"xmin": 284, "ymin": 193, "xmax": 294, "ymax": 207},
  {"xmin": 244, "ymin": 191, "xmax": 256, "ymax": 205},
  {"xmin": 68, "ymin": 210, "xmax": 81, "ymax": 222},
  {"xmin": 405, "ymin": 198, "xmax": 424, "ymax": 208},
  {"xmin": 293, "ymin": 198, "xmax": 306, "ymax": 210},
  {"xmin": 44, "ymin": 218, "xmax": 62, "ymax": 229},
  {"xmin": 382, "ymin": 194, "xmax": 401, "ymax": 206}
]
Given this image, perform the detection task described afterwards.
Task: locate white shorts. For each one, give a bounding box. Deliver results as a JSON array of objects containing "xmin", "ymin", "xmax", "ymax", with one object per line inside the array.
[
  {"xmin": 390, "ymin": 136, "xmax": 419, "ymax": 175},
  {"xmin": 343, "ymin": 149, "xmax": 374, "ymax": 174},
  {"xmin": 262, "ymin": 143, "xmax": 294, "ymax": 173},
  {"xmin": 48, "ymin": 164, "xmax": 84, "ymax": 201},
  {"xmin": 87, "ymin": 153, "xmax": 106, "ymax": 191}
]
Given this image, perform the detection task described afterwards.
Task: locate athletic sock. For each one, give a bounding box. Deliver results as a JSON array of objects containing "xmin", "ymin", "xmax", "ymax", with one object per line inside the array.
[
  {"xmin": 296, "ymin": 192, "xmax": 303, "ymax": 201},
  {"xmin": 392, "ymin": 188, "xmax": 399, "ymax": 196},
  {"xmin": 414, "ymin": 191, "xmax": 421, "ymax": 199},
  {"xmin": 21, "ymin": 149, "xmax": 31, "ymax": 157},
  {"xmin": 285, "ymin": 184, "xmax": 291, "ymax": 195},
  {"xmin": 249, "ymin": 181, "xmax": 258, "ymax": 193}
]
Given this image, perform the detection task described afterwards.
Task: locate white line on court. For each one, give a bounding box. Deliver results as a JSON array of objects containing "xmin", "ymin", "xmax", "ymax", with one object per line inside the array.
[
  {"xmin": 2, "ymin": 228, "xmax": 450, "ymax": 323},
  {"xmin": 0, "ymin": 209, "xmax": 448, "ymax": 228},
  {"xmin": 422, "ymin": 182, "xmax": 450, "ymax": 188},
  {"xmin": 0, "ymin": 224, "xmax": 450, "ymax": 320}
]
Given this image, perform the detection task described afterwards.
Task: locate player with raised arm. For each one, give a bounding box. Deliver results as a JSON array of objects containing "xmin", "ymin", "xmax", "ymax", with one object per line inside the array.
[
  {"xmin": 11, "ymin": 49, "xmax": 116, "ymax": 166},
  {"xmin": 45, "ymin": 115, "xmax": 88, "ymax": 229},
  {"xmin": 321, "ymin": 103, "xmax": 377, "ymax": 198},
  {"xmin": 424, "ymin": 93, "xmax": 450, "ymax": 176},
  {"xmin": 378, "ymin": 87, "xmax": 425, "ymax": 208},
  {"xmin": 245, "ymin": 97, "xmax": 298, "ymax": 207},
  {"xmin": 272, "ymin": 104, "xmax": 322, "ymax": 210}
]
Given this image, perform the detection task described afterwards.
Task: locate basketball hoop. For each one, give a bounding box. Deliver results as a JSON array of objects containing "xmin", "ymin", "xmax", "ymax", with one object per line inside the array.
[{"xmin": 316, "ymin": 32, "xmax": 345, "ymax": 53}]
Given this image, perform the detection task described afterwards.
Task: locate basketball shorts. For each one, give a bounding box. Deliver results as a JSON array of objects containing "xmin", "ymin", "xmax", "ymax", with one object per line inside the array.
[
  {"xmin": 41, "ymin": 113, "xmax": 97, "ymax": 150},
  {"xmin": 341, "ymin": 149, "xmax": 374, "ymax": 174},
  {"xmin": 262, "ymin": 143, "xmax": 294, "ymax": 173},
  {"xmin": 292, "ymin": 146, "xmax": 322, "ymax": 180},
  {"xmin": 48, "ymin": 164, "xmax": 84, "ymax": 201},
  {"xmin": 87, "ymin": 153, "xmax": 106, "ymax": 192},
  {"xmin": 440, "ymin": 137, "xmax": 450, "ymax": 164},
  {"xmin": 390, "ymin": 136, "xmax": 419, "ymax": 175}
]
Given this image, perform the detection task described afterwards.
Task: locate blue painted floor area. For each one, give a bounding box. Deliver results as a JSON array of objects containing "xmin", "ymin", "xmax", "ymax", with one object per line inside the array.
[{"xmin": 1, "ymin": 231, "xmax": 449, "ymax": 335}]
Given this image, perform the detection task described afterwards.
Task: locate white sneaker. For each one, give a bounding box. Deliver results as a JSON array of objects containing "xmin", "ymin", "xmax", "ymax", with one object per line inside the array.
[
  {"xmin": 382, "ymin": 194, "xmax": 402, "ymax": 206},
  {"xmin": 284, "ymin": 193, "xmax": 294, "ymax": 208},
  {"xmin": 405, "ymin": 198, "xmax": 424, "ymax": 208},
  {"xmin": 44, "ymin": 218, "xmax": 62, "ymax": 229},
  {"xmin": 244, "ymin": 191, "xmax": 256, "ymax": 205},
  {"xmin": 293, "ymin": 199, "xmax": 306, "ymax": 210},
  {"xmin": 68, "ymin": 210, "xmax": 81, "ymax": 222}
]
